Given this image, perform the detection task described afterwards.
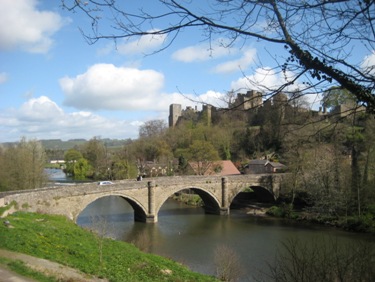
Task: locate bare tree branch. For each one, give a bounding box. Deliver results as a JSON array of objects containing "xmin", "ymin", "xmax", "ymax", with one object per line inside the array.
[{"xmin": 61, "ymin": 0, "xmax": 375, "ymax": 112}]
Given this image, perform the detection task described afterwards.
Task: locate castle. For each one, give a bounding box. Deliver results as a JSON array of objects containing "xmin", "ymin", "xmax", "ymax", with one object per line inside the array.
[
  {"xmin": 168, "ymin": 89, "xmax": 364, "ymax": 128},
  {"xmin": 169, "ymin": 90, "xmax": 291, "ymax": 127}
]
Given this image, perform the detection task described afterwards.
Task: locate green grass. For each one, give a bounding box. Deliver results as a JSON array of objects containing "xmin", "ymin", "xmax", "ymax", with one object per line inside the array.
[{"xmin": 0, "ymin": 212, "xmax": 218, "ymax": 282}]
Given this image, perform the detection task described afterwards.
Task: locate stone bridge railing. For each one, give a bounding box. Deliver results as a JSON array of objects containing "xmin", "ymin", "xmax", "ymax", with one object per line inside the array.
[{"xmin": 0, "ymin": 174, "xmax": 284, "ymax": 223}]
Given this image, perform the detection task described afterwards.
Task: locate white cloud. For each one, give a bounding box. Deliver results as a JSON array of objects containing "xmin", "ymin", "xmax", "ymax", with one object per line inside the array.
[
  {"xmin": 163, "ymin": 90, "xmax": 226, "ymax": 110},
  {"xmin": 60, "ymin": 63, "xmax": 229, "ymax": 117},
  {"xmin": 0, "ymin": 96, "xmax": 142, "ymax": 142},
  {"xmin": 213, "ymin": 49, "xmax": 256, "ymax": 73},
  {"xmin": 60, "ymin": 64, "xmax": 165, "ymax": 111},
  {"xmin": 231, "ymin": 67, "xmax": 281, "ymax": 91},
  {"xmin": 0, "ymin": 90, "xmax": 230, "ymax": 142},
  {"xmin": 0, "ymin": 72, "xmax": 8, "ymax": 84},
  {"xmin": 0, "ymin": 0, "xmax": 65, "ymax": 53},
  {"xmin": 361, "ymin": 51, "xmax": 375, "ymax": 75},
  {"xmin": 196, "ymin": 90, "xmax": 226, "ymax": 107},
  {"xmin": 172, "ymin": 40, "xmax": 236, "ymax": 62},
  {"xmin": 18, "ymin": 96, "xmax": 63, "ymax": 122},
  {"xmin": 117, "ymin": 31, "xmax": 167, "ymax": 55}
]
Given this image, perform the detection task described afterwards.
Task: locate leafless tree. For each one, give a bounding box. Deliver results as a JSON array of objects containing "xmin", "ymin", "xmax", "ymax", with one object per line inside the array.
[
  {"xmin": 260, "ymin": 237, "xmax": 375, "ymax": 282},
  {"xmin": 89, "ymin": 214, "xmax": 115, "ymax": 266},
  {"xmin": 214, "ymin": 244, "xmax": 244, "ymax": 281},
  {"xmin": 62, "ymin": 1, "xmax": 375, "ymax": 111},
  {"xmin": 139, "ymin": 119, "xmax": 168, "ymax": 139}
]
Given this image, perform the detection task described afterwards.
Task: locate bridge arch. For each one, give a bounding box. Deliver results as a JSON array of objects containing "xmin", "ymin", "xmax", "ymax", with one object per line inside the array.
[
  {"xmin": 75, "ymin": 193, "xmax": 148, "ymax": 223},
  {"xmin": 249, "ymin": 185, "xmax": 276, "ymax": 202},
  {"xmin": 227, "ymin": 184, "xmax": 276, "ymax": 210},
  {"xmin": 155, "ymin": 186, "xmax": 222, "ymax": 218}
]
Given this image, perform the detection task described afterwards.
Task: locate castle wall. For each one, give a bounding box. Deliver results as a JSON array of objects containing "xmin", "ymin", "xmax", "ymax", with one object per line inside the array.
[{"xmin": 169, "ymin": 104, "xmax": 182, "ymax": 127}]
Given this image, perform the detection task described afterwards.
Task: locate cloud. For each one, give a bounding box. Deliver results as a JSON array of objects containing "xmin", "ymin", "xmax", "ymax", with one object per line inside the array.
[
  {"xmin": 18, "ymin": 96, "xmax": 64, "ymax": 122},
  {"xmin": 60, "ymin": 63, "xmax": 229, "ymax": 116},
  {"xmin": 172, "ymin": 40, "xmax": 236, "ymax": 62},
  {"xmin": 231, "ymin": 67, "xmax": 281, "ymax": 92},
  {"xmin": 0, "ymin": 90, "xmax": 230, "ymax": 142},
  {"xmin": 0, "ymin": 96, "xmax": 142, "ymax": 142},
  {"xmin": 0, "ymin": 0, "xmax": 66, "ymax": 53},
  {"xmin": 231, "ymin": 67, "xmax": 321, "ymax": 109},
  {"xmin": 0, "ymin": 72, "xmax": 8, "ymax": 84},
  {"xmin": 213, "ymin": 49, "xmax": 257, "ymax": 73},
  {"xmin": 361, "ymin": 50, "xmax": 375, "ymax": 75},
  {"xmin": 60, "ymin": 64, "xmax": 165, "ymax": 111},
  {"xmin": 172, "ymin": 42, "xmax": 256, "ymax": 73},
  {"xmin": 117, "ymin": 31, "xmax": 167, "ymax": 55}
]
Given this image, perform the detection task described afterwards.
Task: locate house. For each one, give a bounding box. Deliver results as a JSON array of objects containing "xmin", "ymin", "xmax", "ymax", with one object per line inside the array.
[
  {"xmin": 187, "ymin": 160, "xmax": 241, "ymax": 176},
  {"xmin": 142, "ymin": 161, "xmax": 174, "ymax": 177},
  {"xmin": 244, "ymin": 159, "xmax": 287, "ymax": 174}
]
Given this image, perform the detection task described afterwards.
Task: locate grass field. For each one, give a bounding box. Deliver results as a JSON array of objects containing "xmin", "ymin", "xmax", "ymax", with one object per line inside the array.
[{"xmin": 0, "ymin": 211, "xmax": 218, "ymax": 282}]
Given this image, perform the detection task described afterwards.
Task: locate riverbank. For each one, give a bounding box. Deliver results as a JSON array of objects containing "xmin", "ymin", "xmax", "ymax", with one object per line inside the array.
[
  {"xmin": 264, "ymin": 204, "xmax": 375, "ymax": 234},
  {"xmin": 172, "ymin": 191, "xmax": 375, "ymax": 234},
  {"xmin": 0, "ymin": 211, "xmax": 218, "ymax": 282}
]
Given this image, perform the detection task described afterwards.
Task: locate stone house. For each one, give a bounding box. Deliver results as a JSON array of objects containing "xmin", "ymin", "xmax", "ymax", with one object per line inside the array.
[
  {"xmin": 142, "ymin": 161, "xmax": 174, "ymax": 177},
  {"xmin": 244, "ymin": 159, "xmax": 287, "ymax": 174}
]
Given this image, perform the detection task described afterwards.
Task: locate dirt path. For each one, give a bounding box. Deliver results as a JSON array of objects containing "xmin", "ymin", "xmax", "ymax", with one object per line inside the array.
[
  {"xmin": 0, "ymin": 266, "xmax": 37, "ymax": 282},
  {"xmin": 0, "ymin": 249, "xmax": 107, "ymax": 282}
]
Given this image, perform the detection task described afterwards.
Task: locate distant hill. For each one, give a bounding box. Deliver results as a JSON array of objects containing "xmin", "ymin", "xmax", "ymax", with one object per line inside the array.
[
  {"xmin": 41, "ymin": 138, "xmax": 133, "ymax": 150},
  {"xmin": 1, "ymin": 138, "xmax": 133, "ymax": 151},
  {"xmin": 40, "ymin": 139, "xmax": 87, "ymax": 150}
]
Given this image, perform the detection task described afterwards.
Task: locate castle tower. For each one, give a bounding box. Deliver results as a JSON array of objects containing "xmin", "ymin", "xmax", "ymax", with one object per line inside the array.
[
  {"xmin": 247, "ymin": 90, "xmax": 263, "ymax": 108},
  {"xmin": 169, "ymin": 104, "xmax": 182, "ymax": 127},
  {"xmin": 202, "ymin": 104, "xmax": 212, "ymax": 126},
  {"xmin": 273, "ymin": 92, "xmax": 288, "ymax": 120}
]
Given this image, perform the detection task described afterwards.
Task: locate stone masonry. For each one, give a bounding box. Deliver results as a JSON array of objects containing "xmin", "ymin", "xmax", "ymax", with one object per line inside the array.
[{"xmin": 1, "ymin": 174, "xmax": 283, "ymax": 223}]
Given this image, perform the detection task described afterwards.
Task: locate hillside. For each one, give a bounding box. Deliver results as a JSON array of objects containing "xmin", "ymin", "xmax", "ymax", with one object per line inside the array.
[{"xmin": 0, "ymin": 211, "xmax": 218, "ymax": 282}]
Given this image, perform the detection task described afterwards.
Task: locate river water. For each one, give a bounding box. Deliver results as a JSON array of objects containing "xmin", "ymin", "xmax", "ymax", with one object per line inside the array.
[{"xmin": 76, "ymin": 195, "xmax": 373, "ymax": 281}]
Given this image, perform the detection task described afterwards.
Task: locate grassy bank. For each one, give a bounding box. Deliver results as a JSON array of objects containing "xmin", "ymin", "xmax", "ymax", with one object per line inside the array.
[{"xmin": 0, "ymin": 211, "xmax": 217, "ymax": 282}]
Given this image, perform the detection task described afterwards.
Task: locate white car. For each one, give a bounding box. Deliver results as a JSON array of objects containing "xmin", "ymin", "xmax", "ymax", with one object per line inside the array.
[{"xmin": 98, "ymin": 181, "xmax": 114, "ymax": 185}]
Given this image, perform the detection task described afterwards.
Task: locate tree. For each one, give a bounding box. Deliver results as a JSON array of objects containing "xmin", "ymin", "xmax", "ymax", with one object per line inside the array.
[
  {"xmin": 64, "ymin": 148, "xmax": 83, "ymax": 176},
  {"xmin": 63, "ymin": 1, "xmax": 375, "ymax": 112},
  {"xmin": 322, "ymin": 87, "xmax": 357, "ymax": 111},
  {"xmin": 81, "ymin": 137, "xmax": 109, "ymax": 179},
  {"xmin": 111, "ymin": 159, "xmax": 138, "ymax": 180},
  {"xmin": 0, "ymin": 138, "xmax": 47, "ymax": 191},
  {"xmin": 263, "ymin": 237, "xmax": 375, "ymax": 282},
  {"xmin": 73, "ymin": 158, "xmax": 92, "ymax": 180},
  {"xmin": 139, "ymin": 120, "xmax": 167, "ymax": 139},
  {"xmin": 187, "ymin": 140, "xmax": 220, "ymax": 175},
  {"xmin": 214, "ymin": 244, "xmax": 244, "ymax": 281}
]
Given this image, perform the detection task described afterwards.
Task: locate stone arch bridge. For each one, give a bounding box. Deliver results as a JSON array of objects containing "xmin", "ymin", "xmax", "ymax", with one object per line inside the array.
[{"xmin": 1, "ymin": 174, "xmax": 284, "ymax": 223}]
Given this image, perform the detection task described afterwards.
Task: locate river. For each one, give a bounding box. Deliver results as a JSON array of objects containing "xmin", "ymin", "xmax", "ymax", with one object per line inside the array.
[{"xmin": 75, "ymin": 195, "xmax": 373, "ymax": 281}]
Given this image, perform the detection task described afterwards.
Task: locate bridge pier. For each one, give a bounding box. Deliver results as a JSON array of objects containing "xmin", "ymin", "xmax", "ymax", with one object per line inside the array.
[
  {"xmin": 147, "ymin": 181, "xmax": 158, "ymax": 223},
  {"xmin": 220, "ymin": 177, "xmax": 230, "ymax": 215}
]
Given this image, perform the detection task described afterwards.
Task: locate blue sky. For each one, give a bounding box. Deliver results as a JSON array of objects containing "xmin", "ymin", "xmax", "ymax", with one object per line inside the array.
[{"xmin": 0, "ymin": 1, "xmax": 373, "ymax": 142}]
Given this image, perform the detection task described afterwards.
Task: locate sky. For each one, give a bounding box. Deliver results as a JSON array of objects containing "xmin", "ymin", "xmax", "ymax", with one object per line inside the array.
[{"xmin": 0, "ymin": 0, "xmax": 373, "ymax": 143}]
